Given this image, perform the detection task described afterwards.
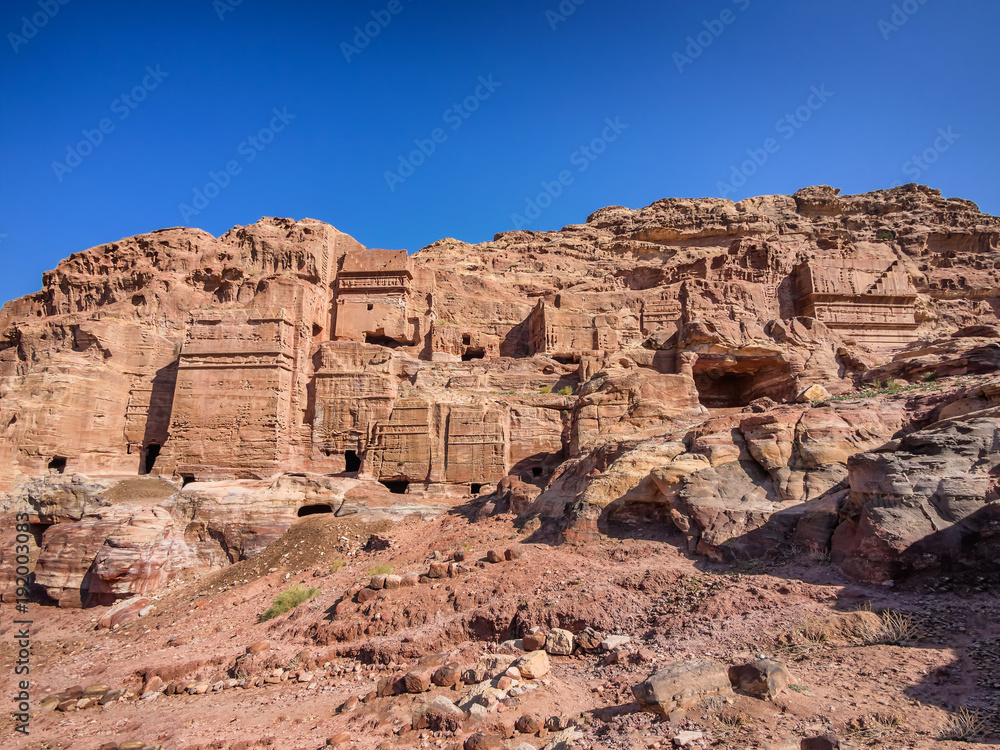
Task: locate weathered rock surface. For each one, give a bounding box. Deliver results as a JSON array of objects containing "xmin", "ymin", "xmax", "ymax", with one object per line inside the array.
[
  {"xmin": 632, "ymin": 659, "xmax": 733, "ymax": 716},
  {"xmin": 2, "ymin": 184, "xmax": 999, "ymax": 596},
  {"xmin": 832, "ymin": 416, "xmax": 1000, "ymax": 582}
]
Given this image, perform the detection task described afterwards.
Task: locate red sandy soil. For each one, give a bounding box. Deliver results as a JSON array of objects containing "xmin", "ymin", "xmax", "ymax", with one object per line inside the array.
[{"xmin": 1, "ymin": 510, "xmax": 997, "ymax": 750}]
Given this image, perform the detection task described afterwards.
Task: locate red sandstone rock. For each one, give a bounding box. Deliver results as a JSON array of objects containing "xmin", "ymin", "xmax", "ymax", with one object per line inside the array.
[{"xmin": 2, "ymin": 185, "xmax": 1000, "ymax": 600}]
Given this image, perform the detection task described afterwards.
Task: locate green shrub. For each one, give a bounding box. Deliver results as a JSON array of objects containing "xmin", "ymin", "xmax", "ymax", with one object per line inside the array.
[
  {"xmin": 329, "ymin": 559, "xmax": 345, "ymax": 574},
  {"xmin": 259, "ymin": 585, "xmax": 320, "ymax": 622},
  {"xmin": 369, "ymin": 563, "xmax": 394, "ymax": 576},
  {"xmin": 539, "ymin": 385, "xmax": 552, "ymax": 394},
  {"xmin": 876, "ymin": 229, "xmax": 896, "ymax": 241},
  {"xmin": 557, "ymin": 386, "xmax": 574, "ymax": 396}
]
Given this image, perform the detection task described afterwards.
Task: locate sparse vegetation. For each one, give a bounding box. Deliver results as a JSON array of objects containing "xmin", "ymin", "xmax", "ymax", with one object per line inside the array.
[
  {"xmin": 557, "ymin": 385, "xmax": 574, "ymax": 396},
  {"xmin": 938, "ymin": 708, "xmax": 985, "ymax": 741},
  {"xmin": 789, "ymin": 683, "xmax": 808, "ymax": 694},
  {"xmin": 539, "ymin": 385, "xmax": 552, "ymax": 393},
  {"xmin": 876, "ymin": 229, "xmax": 896, "ymax": 241},
  {"xmin": 368, "ymin": 563, "xmax": 394, "ymax": 576},
  {"xmin": 328, "ymin": 558, "xmax": 345, "ymax": 574},
  {"xmin": 856, "ymin": 603, "xmax": 919, "ymax": 645},
  {"xmin": 259, "ymin": 585, "xmax": 320, "ymax": 622}
]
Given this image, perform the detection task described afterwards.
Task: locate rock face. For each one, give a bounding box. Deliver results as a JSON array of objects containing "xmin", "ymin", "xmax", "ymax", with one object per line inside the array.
[
  {"xmin": 832, "ymin": 416, "xmax": 1000, "ymax": 582},
  {"xmin": 2, "ymin": 184, "xmax": 1000, "ymax": 600}
]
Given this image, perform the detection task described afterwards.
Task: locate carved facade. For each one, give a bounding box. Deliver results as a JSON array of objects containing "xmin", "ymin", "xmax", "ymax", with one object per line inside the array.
[
  {"xmin": 5, "ymin": 186, "xmax": 989, "ymax": 496},
  {"xmin": 796, "ymin": 259, "xmax": 919, "ymax": 348}
]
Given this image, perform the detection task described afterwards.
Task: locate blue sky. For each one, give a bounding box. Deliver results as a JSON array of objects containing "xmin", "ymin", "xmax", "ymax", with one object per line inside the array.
[{"xmin": 1, "ymin": 0, "xmax": 998, "ymax": 305}]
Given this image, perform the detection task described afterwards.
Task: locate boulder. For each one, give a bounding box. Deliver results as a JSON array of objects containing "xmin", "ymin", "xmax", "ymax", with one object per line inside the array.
[
  {"xmin": 632, "ymin": 659, "xmax": 733, "ymax": 717},
  {"xmin": 728, "ymin": 659, "xmax": 793, "ymax": 698},
  {"xmin": 513, "ymin": 650, "xmax": 550, "ymax": 679},
  {"xmin": 545, "ymin": 628, "xmax": 574, "ymax": 656}
]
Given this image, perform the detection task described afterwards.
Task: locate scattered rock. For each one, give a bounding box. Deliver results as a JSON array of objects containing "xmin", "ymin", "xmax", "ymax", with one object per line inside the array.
[
  {"xmin": 486, "ymin": 550, "xmax": 504, "ymax": 563},
  {"xmin": 513, "ymin": 650, "xmax": 550, "ymax": 679},
  {"xmin": 404, "ymin": 668, "xmax": 432, "ymax": 693},
  {"xmin": 545, "ymin": 628, "xmax": 574, "ymax": 656},
  {"xmin": 516, "ymin": 714, "xmax": 544, "ymax": 734},
  {"xmin": 728, "ymin": 659, "xmax": 793, "ymax": 698}
]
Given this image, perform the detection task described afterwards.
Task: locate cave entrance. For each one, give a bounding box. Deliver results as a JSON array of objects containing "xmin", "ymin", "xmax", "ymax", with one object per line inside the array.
[
  {"xmin": 462, "ymin": 348, "xmax": 486, "ymax": 361},
  {"xmin": 48, "ymin": 456, "xmax": 67, "ymax": 474},
  {"xmin": 298, "ymin": 504, "xmax": 333, "ymax": 517},
  {"xmin": 470, "ymin": 483, "xmax": 483, "ymax": 495},
  {"xmin": 180, "ymin": 474, "xmax": 195, "ymax": 487},
  {"xmin": 693, "ymin": 372, "xmax": 757, "ymax": 409},
  {"xmin": 344, "ymin": 450, "xmax": 361, "ymax": 472},
  {"xmin": 380, "ymin": 480, "xmax": 409, "ymax": 495},
  {"xmin": 141, "ymin": 444, "xmax": 161, "ymax": 475}
]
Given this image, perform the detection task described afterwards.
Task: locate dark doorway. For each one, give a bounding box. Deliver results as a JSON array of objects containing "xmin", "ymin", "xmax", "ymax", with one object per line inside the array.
[
  {"xmin": 364, "ymin": 333, "xmax": 403, "ymax": 348},
  {"xmin": 461, "ymin": 348, "xmax": 486, "ymax": 361},
  {"xmin": 181, "ymin": 474, "xmax": 195, "ymax": 487},
  {"xmin": 380, "ymin": 480, "xmax": 409, "ymax": 495},
  {"xmin": 470, "ymin": 483, "xmax": 483, "ymax": 495},
  {"xmin": 532, "ymin": 467, "xmax": 543, "ymax": 477},
  {"xmin": 142, "ymin": 444, "xmax": 161, "ymax": 475},
  {"xmin": 693, "ymin": 372, "xmax": 756, "ymax": 409},
  {"xmin": 298, "ymin": 504, "xmax": 333, "ymax": 517},
  {"xmin": 344, "ymin": 450, "xmax": 361, "ymax": 472},
  {"xmin": 48, "ymin": 456, "xmax": 66, "ymax": 474}
]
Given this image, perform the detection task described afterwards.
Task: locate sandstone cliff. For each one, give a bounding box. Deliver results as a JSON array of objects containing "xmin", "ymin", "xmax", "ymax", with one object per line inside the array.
[{"xmin": 2, "ymin": 184, "xmax": 999, "ymax": 604}]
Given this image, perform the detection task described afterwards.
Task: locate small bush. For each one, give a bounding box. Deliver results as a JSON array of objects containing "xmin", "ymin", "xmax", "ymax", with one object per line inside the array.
[
  {"xmin": 557, "ymin": 385, "xmax": 574, "ymax": 396},
  {"xmin": 369, "ymin": 563, "xmax": 394, "ymax": 576},
  {"xmin": 329, "ymin": 559, "xmax": 345, "ymax": 574},
  {"xmin": 938, "ymin": 708, "xmax": 985, "ymax": 741},
  {"xmin": 876, "ymin": 229, "xmax": 896, "ymax": 241},
  {"xmin": 539, "ymin": 385, "xmax": 552, "ymax": 394},
  {"xmin": 259, "ymin": 585, "xmax": 320, "ymax": 622}
]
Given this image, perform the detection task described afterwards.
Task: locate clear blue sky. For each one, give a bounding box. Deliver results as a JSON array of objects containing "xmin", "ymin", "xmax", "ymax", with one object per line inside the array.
[{"xmin": 1, "ymin": 0, "xmax": 998, "ymax": 305}]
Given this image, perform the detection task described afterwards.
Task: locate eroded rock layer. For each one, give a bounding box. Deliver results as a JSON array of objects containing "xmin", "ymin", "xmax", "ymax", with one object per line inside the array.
[{"xmin": 2, "ymin": 184, "xmax": 1000, "ymax": 602}]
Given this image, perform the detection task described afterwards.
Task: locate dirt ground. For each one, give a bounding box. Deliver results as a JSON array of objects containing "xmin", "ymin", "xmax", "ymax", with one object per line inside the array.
[{"xmin": 1, "ymin": 509, "xmax": 997, "ymax": 750}]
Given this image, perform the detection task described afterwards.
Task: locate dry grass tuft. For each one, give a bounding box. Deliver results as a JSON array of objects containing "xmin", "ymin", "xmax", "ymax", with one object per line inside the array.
[{"xmin": 938, "ymin": 708, "xmax": 985, "ymax": 741}]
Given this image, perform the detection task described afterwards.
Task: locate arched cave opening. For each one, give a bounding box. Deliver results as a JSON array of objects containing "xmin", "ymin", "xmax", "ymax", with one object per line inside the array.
[
  {"xmin": 48, "ymin": 456, "xmax": 67, "ymax": 474},
  {"xmin": 380, "ymin": 480, "xmax": 409, "ymax": 495},
  {"xmin": 462, "ymin": 348, "xmax": 486, "ymax": 361},
  {"xmin": 298, "ymin": 504, "xmax": 333, "ymax": 517},
  {"xmin": 344, "ymin": 450, "xmax": 361, "ymax": 472},
  {"xmin": 180, "ymin": 474, "xmax": 195, "ymax": 487},
  {"xmin": 470, "ymin": 483, "xmax": 483, "ymax": 495},
  {"xmin": 141, "ymin": 444, "xmax": 161, "ymax": 475}
]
